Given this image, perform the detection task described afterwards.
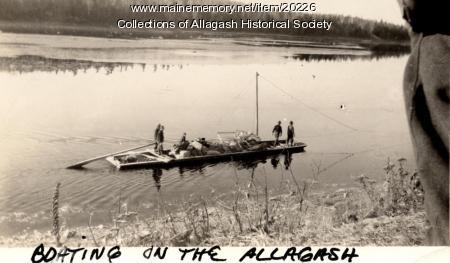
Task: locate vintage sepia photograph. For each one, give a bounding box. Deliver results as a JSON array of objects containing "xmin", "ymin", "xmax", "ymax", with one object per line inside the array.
[{"xmin": 0, "ymin": 0, "xmax": 448, "ymax": 251}]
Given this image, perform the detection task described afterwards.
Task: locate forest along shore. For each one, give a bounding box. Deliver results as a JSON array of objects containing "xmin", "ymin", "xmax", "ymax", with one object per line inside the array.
[
  {"xmin": 0, "ymin": 0, "xmax": 410, "ymax": 53},
  {"xmin": 0, "ymin": 158, "xmax": 426, "ymax": 247},
  {"xmin": 0, "ymin": 21, "xmax": 410, "ymax": 56}
]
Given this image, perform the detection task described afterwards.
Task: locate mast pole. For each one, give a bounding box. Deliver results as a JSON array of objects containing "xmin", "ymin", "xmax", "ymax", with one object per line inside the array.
[{"xmin": 256, "ymin": 72, "xmax": 259, "ymax": 136}]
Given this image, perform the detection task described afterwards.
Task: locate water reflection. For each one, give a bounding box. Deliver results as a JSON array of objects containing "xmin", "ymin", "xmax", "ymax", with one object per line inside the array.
[
  {"xmin": 146, "ymin": 153, "xmax": 296, "ymax": 191},
  {"xmin": 270, "ymin": 153, "xmax": 292, "ymax": 170},
  {"xmin": 178, "ymin": 167, "xmax": 186, "ymax": 176},
  {"xmin": 0, "ymin": 45, "xmax": 409, "ymax": 74},
  {"xmin": 0, "ymin": 55, "xmax": 184, "ymax": 74},
  {"xmin": 271, "ymin": 156, "xmax": 280, "ymax": 168},
  {"xmin": 286, "ymin": 42, "xmax": 410, "ymax": 61},
  {"xmin": 288, "ymin": 49, "xmax": 409, "ymax": 62},
  {"xmin": 152, "ymin": 169, "xmax": 163, "ymax": 191},
  {"xmin": 283, "ymin": 153, "xmax": 293, "ymax": 170}
]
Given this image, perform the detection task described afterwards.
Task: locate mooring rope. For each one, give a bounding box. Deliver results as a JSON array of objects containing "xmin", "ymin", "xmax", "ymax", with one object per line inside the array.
[{"xmin": 259, "ymin": 74, "xmax": 359, "ymax": 132}]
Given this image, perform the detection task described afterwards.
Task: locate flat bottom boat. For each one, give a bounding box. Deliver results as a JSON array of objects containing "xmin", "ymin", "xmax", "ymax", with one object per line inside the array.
[{"xmin": 106, "ymin": 140, "xmax": 306, "ymax": 170}]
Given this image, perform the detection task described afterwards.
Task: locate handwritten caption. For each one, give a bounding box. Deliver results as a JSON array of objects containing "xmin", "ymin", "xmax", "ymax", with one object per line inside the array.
[{"xmin": 31, "ymin": 244, "xmax": 359, "ymax": 263}]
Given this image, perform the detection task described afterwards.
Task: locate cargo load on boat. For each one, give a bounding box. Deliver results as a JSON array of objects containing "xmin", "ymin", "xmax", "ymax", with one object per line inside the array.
[{"xmin": 104, "ymin": 130, "xmax": 307, "ymax": 170}]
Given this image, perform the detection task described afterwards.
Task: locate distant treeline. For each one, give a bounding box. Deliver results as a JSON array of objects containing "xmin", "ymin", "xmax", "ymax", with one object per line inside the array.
[{"xmin": 0, "ymin": 0, "xmax": 409, "ymax": 41}]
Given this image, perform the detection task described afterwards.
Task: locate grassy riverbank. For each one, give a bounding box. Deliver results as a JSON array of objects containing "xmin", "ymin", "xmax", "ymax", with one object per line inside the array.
[{"xmin": 0, "ymin": 158, "xmax": 427, "ymax": 247}]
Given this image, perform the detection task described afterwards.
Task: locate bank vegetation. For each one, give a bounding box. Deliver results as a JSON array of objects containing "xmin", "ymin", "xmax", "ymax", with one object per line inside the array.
[{"xmin": 1, "ymin": 158, "xmax": 427, "ymax": 247}]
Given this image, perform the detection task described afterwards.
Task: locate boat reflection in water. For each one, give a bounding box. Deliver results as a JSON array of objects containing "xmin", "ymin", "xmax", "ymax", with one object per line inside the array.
[
  {"xmin": 146, "ymin": 152, "xmax": 296, "ymax": 191},
  {"xmin": 270, "ymin": 153, "xmax": 293, "ymax": 170},
  {"xmin": 152, "ymin": 168, "xmax": 163, "ymax": 191}
]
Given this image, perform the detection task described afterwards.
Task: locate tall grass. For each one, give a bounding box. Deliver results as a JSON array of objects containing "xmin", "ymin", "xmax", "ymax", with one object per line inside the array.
[
  {"xmin": 51, "ymin": 182, "xmax": 62, "ymax": 247},
  {"xmin": 356, "ymin": 158, "xmax": 424, "ymax": 217},
  {"xmin": 14, "ymin": 157, "xmax": 425, "ymax": 248}
]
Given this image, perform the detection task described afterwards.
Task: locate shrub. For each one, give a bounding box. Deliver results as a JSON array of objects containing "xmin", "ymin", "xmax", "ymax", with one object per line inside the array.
[{"xmin": 357, "ymin": 158, "xmax": 424, "ymax": 217}]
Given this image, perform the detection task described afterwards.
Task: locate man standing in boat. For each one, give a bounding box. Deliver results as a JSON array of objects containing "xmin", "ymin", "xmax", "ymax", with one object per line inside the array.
[
  {"xmin": 177, "ymin": 132, "xmax": 189, "ymax": 151},
  {"xmin": 272, "ymin": 121, "xmax": 282, "ymax": 145},
  {"xmin": 287, "ymin": 121, "xmax": 295, "ymax": 146},
  {"xmin": 154, "ymin": 123, "xmax": 161, "ymax": 150},
  {"xmin": 156, "ymin": 125, "xmax": 165, "ymax": 154},
  {"xmin": 180, "ymin": 132, "xmax": 187, "ymax": 144}
]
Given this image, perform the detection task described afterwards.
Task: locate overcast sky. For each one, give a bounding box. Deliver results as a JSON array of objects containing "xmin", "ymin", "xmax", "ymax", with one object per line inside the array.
[{"xmin": 241, "ymin": 0, "xmax": 405, "ymax": 25}]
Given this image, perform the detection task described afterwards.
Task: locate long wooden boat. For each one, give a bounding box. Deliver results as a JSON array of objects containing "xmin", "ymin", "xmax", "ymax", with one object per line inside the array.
[
  {"xmin": 66, "ymin": 73, "xmax": 308, "ymax": 170},
  {"xmin": 106, "ymin": 140, "xmax": 306, "ymax": 170}
]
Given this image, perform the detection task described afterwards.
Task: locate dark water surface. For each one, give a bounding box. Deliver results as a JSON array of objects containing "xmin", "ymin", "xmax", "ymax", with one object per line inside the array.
[{"xmin": 0, "ymin": 33, "xmax": 414, "ymax": 236}]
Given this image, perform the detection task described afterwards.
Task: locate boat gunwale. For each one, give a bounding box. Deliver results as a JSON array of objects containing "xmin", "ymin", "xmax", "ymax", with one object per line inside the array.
[{"xmin": 106, "ymin": 141, "xmax": 307, "ymax": 170}]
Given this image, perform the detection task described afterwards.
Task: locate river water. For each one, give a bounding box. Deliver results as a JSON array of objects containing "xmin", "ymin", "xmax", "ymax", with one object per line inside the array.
[{"xmin": 0, "ymin": 33, "xmax": 414, "ymax": 236}]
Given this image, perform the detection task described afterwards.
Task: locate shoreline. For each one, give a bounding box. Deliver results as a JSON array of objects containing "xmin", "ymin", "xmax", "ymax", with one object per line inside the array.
[
  {"xmin": 0, "ymin": 21, "xmax": 410, "ymax": 52},
  {"xmin": 0, "ymin": 189, "xmax": 426, "ymax": 247},
  {"xmin": 0, "ymin": 159, "xmax": 426, "ymax": 247}
]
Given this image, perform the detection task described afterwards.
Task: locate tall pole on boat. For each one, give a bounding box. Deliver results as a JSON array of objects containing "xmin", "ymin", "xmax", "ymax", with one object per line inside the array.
[{"xmin": 256, "ymin": 72, "xmax": 259, "ymax": 136}]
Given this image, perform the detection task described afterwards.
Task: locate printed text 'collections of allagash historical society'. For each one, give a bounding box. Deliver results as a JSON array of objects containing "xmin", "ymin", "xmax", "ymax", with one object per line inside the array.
[
  {"xmin": 117, "ymin": 19, "xmax": 333, "ymax": 31},
  {"xmin": 118, "ymin": 2, "xmax": 330, "ymax": 31}
]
